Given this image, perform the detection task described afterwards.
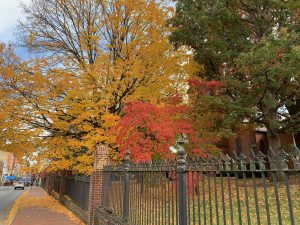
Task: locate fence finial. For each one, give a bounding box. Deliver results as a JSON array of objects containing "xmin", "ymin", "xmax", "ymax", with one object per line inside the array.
[
  {"xmin": 177, "ymin": 137, "xmax": 187, "ymax": 172},
  {"xmin": 238, "ymin": 152, "xmax": 247, "ymax": 171},
  {"xmin": 256, "ymin": 151, "xmax": 266, "ymax": 170},
  {"xmin": 224, "ymin": 154, "xmax": 232, "ymax": 171},
  {"xmin": 124, "ymin": 150, "xmax": 131, "ymax": 171},
  {"xmin": 232, "ymin": 151, "xmax": 239, "ymax": 170},
  {"xmin": 249, "ymin": 148, "xmax": 256, "ymax": 170},
  {"xmin": 278, "ymin": 148, "xmax": 289, "ymax": 170},
  {"xmin": 268, "ymin": 147, "xmax": 277, "ymax": 170},
  {"xmin": 177, "ymin": 137, "xmax": 187, "ymax": 146},
  {"xmin": 218, "ymin": 154, "xmax": 224, "ymax": 170}
]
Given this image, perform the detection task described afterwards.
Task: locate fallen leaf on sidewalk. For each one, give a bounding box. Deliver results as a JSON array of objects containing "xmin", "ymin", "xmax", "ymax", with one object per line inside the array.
[
  {"xmin": 6, "ymin": 189, "xmax": 84, "ymax": 225},
  {"xmin": 5, "ymin": 190, "xmax": 28, "ymax": 225}
]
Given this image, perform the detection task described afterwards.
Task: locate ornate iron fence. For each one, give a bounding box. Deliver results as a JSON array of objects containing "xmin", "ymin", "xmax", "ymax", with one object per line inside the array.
[{"xmin": 101, "ymin": 139, "xmax": 300, "ymax": 225}]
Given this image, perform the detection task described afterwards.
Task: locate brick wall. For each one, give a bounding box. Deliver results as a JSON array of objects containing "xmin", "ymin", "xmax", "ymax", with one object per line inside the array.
[{"xmin": 87, "ymin": 144, "xmax": 110, "ymax": 225}]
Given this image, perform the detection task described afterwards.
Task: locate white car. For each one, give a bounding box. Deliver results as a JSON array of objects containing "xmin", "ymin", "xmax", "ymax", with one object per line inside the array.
[{"xmin": 13, "ymin": 180, "xmax": 25, "ymax": 190}]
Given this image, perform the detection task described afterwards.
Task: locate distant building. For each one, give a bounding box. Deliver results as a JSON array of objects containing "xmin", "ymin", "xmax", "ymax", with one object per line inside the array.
[
  {"xmin": 216, "ymin": 128, "xmax": 296, "ymax": 158},
  {"xmin": 0, "ymin": 161, "xmax": 3, "ymax": 176},
  {"xmin": 0, "ymin": 151, "xmax": 19, "ymax": 177}
]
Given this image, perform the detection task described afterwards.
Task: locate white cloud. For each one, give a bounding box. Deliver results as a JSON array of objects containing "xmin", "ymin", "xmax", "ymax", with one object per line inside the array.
[{"xmin": 0, "ymin": 0, "xmax": 30, "ymax": 42}]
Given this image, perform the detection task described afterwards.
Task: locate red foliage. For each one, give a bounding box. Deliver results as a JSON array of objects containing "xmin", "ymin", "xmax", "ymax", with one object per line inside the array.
[
  {"xmin": 187, "ymin": 79, "xmax": 224, "ymax": 94},
  {"xmin": 192, "ymin": 148, "xmax": 208, "ymax": 157},
  {"xmin": 205, "ymin": 80, "xmax": 224, "ymax": 88},
  {"xmin": 112, "ymin": 100, "xmax": 196, "ymax": 162},
  {"xmin": 187, "ymin": 78, "xmax": 202, "ymax": 87},
  {"xmin": 167, "ymin": 94, "xmax": 183, "ymax": 105}
]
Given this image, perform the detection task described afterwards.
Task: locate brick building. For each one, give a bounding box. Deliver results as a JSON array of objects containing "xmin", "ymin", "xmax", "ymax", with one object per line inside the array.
[
  {"xmin": 217, "ymin": 127, "xmax": 296, "ymax": 158},
  {"xmin": 0, "ymin": 151, "xmax": 19, "ymax": 177}
]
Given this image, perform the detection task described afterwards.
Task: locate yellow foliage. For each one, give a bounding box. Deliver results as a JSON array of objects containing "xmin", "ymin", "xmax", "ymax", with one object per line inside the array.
[{"xmin": 0, "ymin": 0, "xmax": 200, "ymax": 174}]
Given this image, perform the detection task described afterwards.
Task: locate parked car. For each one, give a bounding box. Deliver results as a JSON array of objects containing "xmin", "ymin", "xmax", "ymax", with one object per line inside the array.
[
  {"xmin": 21, "ymin": 178, "xmax": 32, "ymax": 186},
  {"xmin": 3, "ymin": 179, "xmax": 11, "ymax": 186},
  {"xmin": 13, "ymin": 180, "xmax": 25, "ymax": 190}
]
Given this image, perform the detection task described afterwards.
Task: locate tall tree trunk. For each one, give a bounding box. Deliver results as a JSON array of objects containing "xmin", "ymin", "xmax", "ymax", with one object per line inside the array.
[
  {"xmin": 294, "ymin": 133, "xmax": 300, "ymax": 147},
  {"xmin": 286, "ymin": 98, "xmax": 300, "ymax": 147},
  {"xmin": 267, "ymin": 131, "xmax": 281, "ymax": 153},
  {"xmin": 267, "ymin": 130, "xmax": 285, "ymax": 182}
]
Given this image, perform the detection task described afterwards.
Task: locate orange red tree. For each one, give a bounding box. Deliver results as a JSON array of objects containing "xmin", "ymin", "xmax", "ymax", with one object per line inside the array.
[{"xmin": 112, "ymin": 98, "xmax": 196, "ymax": 162}]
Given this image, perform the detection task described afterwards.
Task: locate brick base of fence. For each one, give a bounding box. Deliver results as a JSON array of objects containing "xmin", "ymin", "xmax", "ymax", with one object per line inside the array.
[
  {"xmin": 51, "ymin": 191, "xmax": 88, "ymax": 223},
  {"xmin": 94, "ymin": 208, "xmax": 126, "ymax": 225},
  {"xmin": 87, "ymin": 144, "xmax": 110, "ymax": 225},
  {"xmin": 41, "ymin": 144, "xmax": 113, "ymax": 225}
]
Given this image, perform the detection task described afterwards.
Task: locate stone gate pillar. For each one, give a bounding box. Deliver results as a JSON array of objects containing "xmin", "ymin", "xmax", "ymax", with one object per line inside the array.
[{"xmin": 87, "ymin": 144, "xmax": 110, "ymax": 225}]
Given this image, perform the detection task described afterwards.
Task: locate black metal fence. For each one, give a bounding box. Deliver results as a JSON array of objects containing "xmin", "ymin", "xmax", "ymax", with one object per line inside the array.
[
  {"xmin": 54, "ymin": 176, "xmax": 61, "ymax": 193},
  {"xmin": 65, "ymin": 175, "xmax": 90, "ymax": 210},
  {"xmin": 50, "ymin": 174, "xmax": 90, "ymax": 210},
  {"xmin": 41, "ymin": 175, "xmax": 49, "ymax": 191},
  {"xmin": 101, "ymin": 139, "xmax": 300, "ymax": 225}
]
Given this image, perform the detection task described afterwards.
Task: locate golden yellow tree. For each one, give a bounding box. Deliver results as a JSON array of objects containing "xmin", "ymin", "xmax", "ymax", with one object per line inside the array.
[
  {"xmin": 0, "ymin": 44, "xmax": 38, "ymax": 161},
  {"xmin": 0, "ymin": 0, "xmax": 198, "ymax": 173}
]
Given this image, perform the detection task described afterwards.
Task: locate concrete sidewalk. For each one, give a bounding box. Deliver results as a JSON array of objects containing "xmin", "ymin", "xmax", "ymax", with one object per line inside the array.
[{"xmin": 9, "ymin": 187, "xmax": 83, "ymax": 225}]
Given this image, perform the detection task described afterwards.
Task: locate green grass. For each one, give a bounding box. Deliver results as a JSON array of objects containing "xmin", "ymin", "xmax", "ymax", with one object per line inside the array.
[{"xmin": 107, "ymin": 175, "xmax": 300, "ymax": 225}]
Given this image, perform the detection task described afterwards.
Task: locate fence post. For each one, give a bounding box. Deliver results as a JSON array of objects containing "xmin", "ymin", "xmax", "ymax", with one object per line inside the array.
[
  {"xmin": 101, "ymin": 170, "xmax": 111, "ymax": 208},
  {"xmin": 48, "ymin": 172, "xmax": 56, "ymax": 195},
  {"xmin": 290, "ymin": 144, "xmax": 300, "ymax": 187},
  {"xmin": 123, "ymin": 150, "xmax": 131, "ymax": 222},
  {"xmin": 87, "ymin": 144, "xmax": 110, "ymax": 225},
  {"xmin": 177, "ymin": 138, "xmax": 187, "ymax": 225},
  {"xmin": 59, "ymin": 170, "xmax": 66, "ymax": 203}
]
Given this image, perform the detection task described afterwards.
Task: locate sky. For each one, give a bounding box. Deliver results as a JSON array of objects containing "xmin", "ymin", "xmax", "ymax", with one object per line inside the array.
[
  {"xmin": 0, "ymin": 0, "xmax": 31, "ymax": 43},
  {"xmin": 0, "ymin": 0, "xmax": 31, "ymax": 58}
]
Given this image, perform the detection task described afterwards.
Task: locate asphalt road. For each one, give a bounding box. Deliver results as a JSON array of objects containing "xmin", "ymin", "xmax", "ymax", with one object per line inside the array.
[{"xmin": 0, "ymin": 186, "xmax": 25, "ymax": 225}]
